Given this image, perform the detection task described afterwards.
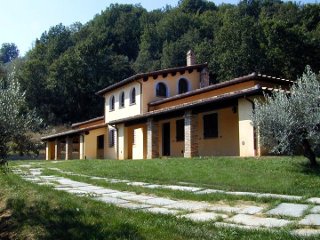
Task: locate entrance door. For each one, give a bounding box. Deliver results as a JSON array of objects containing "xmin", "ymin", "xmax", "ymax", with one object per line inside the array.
[{"xmin": 162, "ymin": 122, "xmax": 170, "ymax": 156}]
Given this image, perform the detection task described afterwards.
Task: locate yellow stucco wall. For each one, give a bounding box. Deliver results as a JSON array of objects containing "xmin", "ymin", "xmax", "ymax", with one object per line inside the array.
[
  {"xmin": 104, "ymin": 82, "xmax": 141, "ymax": 123},
  {"xmin": 132, "ymin": 127, "xmax": 144, "ymax": 159},
  {"xmin": 105, "ymin": 125, "xmax": 117, "ymax": 159},
  {"xmin": 83, "ymin": 127, "xmax": 107, "ymax": 159},
  {"xmin": 141, "ymin": 70, "xmax": 201, "ymax": 113},
  {"xmin": 198, "ymin": 108, "xmax": 239, "ymax": 156}
]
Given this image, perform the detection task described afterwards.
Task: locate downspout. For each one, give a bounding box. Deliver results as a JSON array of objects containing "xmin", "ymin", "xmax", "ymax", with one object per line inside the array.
[{"xmin": 244, "ymin": 96, "xmax": 258, "ymax": 156}]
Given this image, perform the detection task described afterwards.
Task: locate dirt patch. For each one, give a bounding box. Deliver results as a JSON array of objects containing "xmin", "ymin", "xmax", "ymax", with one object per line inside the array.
[{"xmin": 0, "ymin": 209, "xmax": 16, "ymax": 240}]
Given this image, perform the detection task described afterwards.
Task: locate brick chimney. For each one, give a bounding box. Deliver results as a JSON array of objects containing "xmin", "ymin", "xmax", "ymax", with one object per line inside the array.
[{"xmin": 186, "ymin": 50, "xmax": 196, "ymax": 66}]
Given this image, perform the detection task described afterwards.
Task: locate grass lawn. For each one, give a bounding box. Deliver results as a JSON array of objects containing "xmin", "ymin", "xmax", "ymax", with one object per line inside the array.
[{"xmin": 1, "ymin": 156, "xmax": 320, "ymax": 239}]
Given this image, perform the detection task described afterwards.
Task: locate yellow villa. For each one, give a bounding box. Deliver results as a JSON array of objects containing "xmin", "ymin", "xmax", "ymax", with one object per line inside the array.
[{"xmin": 42, "ymin": 51, "xmax": 292, "ymax": 160}]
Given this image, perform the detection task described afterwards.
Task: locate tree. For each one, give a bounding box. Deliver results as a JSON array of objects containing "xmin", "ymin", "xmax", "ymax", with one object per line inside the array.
[
  {"xmin": 0, "ymin": 43, "xmax": 19, "ymax": 63},
  {"xmin": 0, "ymin": 66, "xmax": 42, "ymax": 159},
  {"xmin": 253, "ymin": 66, "xmax": 320, "ymax": 167}
]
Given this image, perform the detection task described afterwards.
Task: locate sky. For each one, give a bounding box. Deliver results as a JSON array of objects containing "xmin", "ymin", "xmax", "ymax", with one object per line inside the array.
[{"xmin": 0, "ymin": 0, "xmax": 318, "ymax": 56}]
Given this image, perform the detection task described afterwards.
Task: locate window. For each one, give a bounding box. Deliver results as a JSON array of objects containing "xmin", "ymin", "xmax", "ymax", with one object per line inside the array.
[
  {"xmin": 176, "ymin": 119, "xmax": 184, "ymax": 141},
  {"xmin": 178, "ymin": 78, "xmax": 189, "ymax": 94},
  {"xmin": 203, "ymin": 113, "xmax": 218, "ymax": 138},
  {"xmin": 156, "ymin": 82, "xmax": 167, "ymax": 97},
  {"xmin": 130, "ymin": 87, "xmax": 136, "ymax": 105},
  {"xmin": 97, "ymin": 135, "xmax": 104, "ymax": 149},
  {"xmin": 109, "ymin": 129, "xmax": 115, "ymax": 147},
  {"xmin": 109, "ymin": 96, "xmax": 115, "ymax": 111},
  {"xmin": 119, "ymin": 91, "xmax": 125, "ymax": 108}
]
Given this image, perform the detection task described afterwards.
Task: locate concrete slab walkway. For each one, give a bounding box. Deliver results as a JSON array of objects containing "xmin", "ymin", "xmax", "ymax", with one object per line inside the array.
[{"xmin": 11, "ymin": 165, "xmax": 320, "ymax": 237}]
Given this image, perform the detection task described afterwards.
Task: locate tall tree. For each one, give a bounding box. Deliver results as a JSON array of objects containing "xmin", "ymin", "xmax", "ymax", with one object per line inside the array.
[{"xmin": 0, "ymin": 43, "xmax": 19, "ymax": 63}]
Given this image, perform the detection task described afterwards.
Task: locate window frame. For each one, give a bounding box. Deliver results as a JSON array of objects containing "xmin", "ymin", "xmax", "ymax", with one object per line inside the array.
[
  {"xmin": 109, "ymin": 95, "xmax": 115, "ymax": 112},
  {"xmin": 156, "ymin": 82, "xmax": 168, "ymax": 97},
  {"xmin": 109, "ymin": 129, "xmax": 115, "ymax": 148},
  {"xmin": 178, "ymin": 78, "xmax": 189, "ymax": 94},
  {"xmin": 119, "ymin": 91, "xmax": 125, "ymax": 108},
  {"xmin": 203, "ymin": 112, "xmax": 218, "ymax": 139},
  {"xmin": 130, "ymin": 87, "xmax": 136, "ymax": 105}
]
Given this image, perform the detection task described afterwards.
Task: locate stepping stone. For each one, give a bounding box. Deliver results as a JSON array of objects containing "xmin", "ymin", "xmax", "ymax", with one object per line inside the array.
[
  {"xmin": 95, "ymin": 196, "xmax": 129, "ymax": 205},
  {"xmin": 311, "ymin": 206, "xmax": 320, "ymax": 214},
  {"xmin": 166, "ymin": 201, "xmax": 211, "ymax": 211},
  {"xmin": 195, "ymin": 189, "xmax": 225, "ymax": 195},
  {"xmin": 161, "ymin": 185, "xmax": 202, "ymax": 192},
  {"xmin": 117, "ymin": 202, "xmax": 152, "ymax": 210},
  {"xmin": 65, "ymin": 189, "xmax": 88, "ymax": 195},
  {"xmin": 127, "ymin": 181, "xmax": 149, "ymax": 186},
  {"xmin": 307, "ymin": 198, "xmax": 320, "ymax": 205},
  {"xmin": 181, "ymin": 212, "xmax": 228, "ymax": 222},
  {"xmin": 106, "ymin": 191, "xmax": 136, "ymax": 198},
  {"xmin": 258, "ymin": 193, "xmax": 302, "ymax": 201},
  {"xmin": 267, "ymin": 203, "xmax": 309, "ymax": 217},
  {"xmin": 208, "ymin": 205, "xmax": 243, "ymax": 213},
  {"xmin": 240, "ymin": 206, "xmax": 264, "ymax": 214},
  {"xmin": 292, "ymin": 229, "xmax": 320, "ymax": 237},
  {"xmin": 225, "ymin": 191, "xmax": 259, "ymax": 197},
  {"xmin": 144, "ymin": 184, "xmax": 163, "ymax": 189},
  {"xmin": 142, "ymin": 197, "xmax": 178, "ymax": 206},
  {"xmin": 90, "ymin": 176, "xmax": 105, "ymax": 180},
  {"xmin": 227, "ymin": 214, "xmax": 291, "ymax": 228},
  {"xmin": 90, "ymin": 189, "xmax": 117, "ymax": 195},
  {"xmin": 109, "ymin": 179, "xmax": 130, "ymax": 183},
  {"xmin": 143, "ymin": 207, "xmax": 180, "ymax": 215},
  {"xmin": 215, "ymin": 222, "xmax": 263, "ymax": 230},
  {"xmin": 121, "ymin": 195, "xmax": 155, "ymax": 202},
  {"xmin": 76, "ymin": 186, "xmax": 105, "ymax": 192},
  {"xmin": 299, "ymin": 214, "xmax": 320, "ymax": 226}
]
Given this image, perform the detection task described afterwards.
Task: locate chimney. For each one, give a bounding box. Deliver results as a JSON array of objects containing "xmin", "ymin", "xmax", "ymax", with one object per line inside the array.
[
  {"xmin": 186, "ymin": 50, "xmax": 196, "ymax": 66},
  {"xmin": 200, "ymin": 67, "xmax": 210, "ymax": 88}
]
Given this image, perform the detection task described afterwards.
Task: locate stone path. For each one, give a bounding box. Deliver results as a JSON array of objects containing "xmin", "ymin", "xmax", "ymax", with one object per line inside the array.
[{"xmin": 11, "ymin": 165, "xmax": 320, "ymax": 237}]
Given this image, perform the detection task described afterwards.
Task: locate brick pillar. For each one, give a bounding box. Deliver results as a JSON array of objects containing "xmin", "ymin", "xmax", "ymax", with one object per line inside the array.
[
  {"xmin": 79, "ymin": 135, "xmax": 85, "ymax": 160},
  {"xmin": 65, "ymin": 137, "xmax": 73, "ymax": 160},
  {"xmin": 54, "ymin": 139, "xmax": 62, "ymax": 160},
  {"xmin": 147, "ymin": 118, "xmax": 159, "ymax": 159},
  {"xmin": 184, "ymin": 110, "xmax": 199, "ymax": 158}
]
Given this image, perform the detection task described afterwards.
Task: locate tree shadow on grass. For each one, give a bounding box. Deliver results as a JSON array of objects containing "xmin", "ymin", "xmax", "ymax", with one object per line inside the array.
[
  {"xmin": 297, "ymin": 161, "xmax": 320, "ymax": 176},
  {"xmin": 0, "ymin": 197, "xmax": 144, "ymax": 240}
]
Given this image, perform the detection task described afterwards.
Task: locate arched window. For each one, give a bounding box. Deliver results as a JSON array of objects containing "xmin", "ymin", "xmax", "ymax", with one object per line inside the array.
[
  {"xmin": 109, "ymin": 95, "xmax": 115, "ymax": 111},
  {"xmin": 119, "ymin": 91, "xmax": 125, "ymax": 108},
  {"xmin": 130, "ymin": 88, "xmax": 136, "ymax": 104},
  {"xmin": 178, "ymin": 78, "xmax": 189, "ymax": 94},
  {"xmin": 156, "ymin": 82, "xmax": 167, "ymax": 97}
]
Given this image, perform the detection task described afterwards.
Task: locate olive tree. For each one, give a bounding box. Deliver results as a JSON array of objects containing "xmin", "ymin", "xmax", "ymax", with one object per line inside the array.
[
  {"xmin": 0, "ymin": 67, "xmax": 42, "ymax": 159},
  {"xmin": 253, "ymin": 66, "xmax": 320, "ymax": 167}
]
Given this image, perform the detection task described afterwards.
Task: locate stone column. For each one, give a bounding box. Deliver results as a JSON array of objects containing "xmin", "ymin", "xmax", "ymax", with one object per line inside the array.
[
  {"xmin": 238, "ymin": 98, "xmax": 255, "ymax": 156},
  {"xmin": 65, "ymin": 137, "xmax": 73, "ymax": 160},
  {"xmin": 45, "ymin": 141, "xmax": 50, "ymax": 160},
  {"xmin": 79, "ymin": 135, "xmax": 85, "ymax": 160},
  {"xmin": 147, "ymin": 118, "xmax": 159, "ymax": 159},
  {"xmin": 54, "ymin": 139, "xmax": 61, "ymax": 160},
  {"xmin": 184, "ymin": 110, "xmax": 199, "ymax": 158}
]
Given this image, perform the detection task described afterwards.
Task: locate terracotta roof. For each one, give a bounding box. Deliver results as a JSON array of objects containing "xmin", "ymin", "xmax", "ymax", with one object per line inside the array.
[
  {"xmin": 41, "ymin": 123, "xmax": 107, "ymax": 141},
  {"xmin": 149, "ymin": 72, "xmax": 293, "ymax": 107},
  {"xmin": 96, "ymin": 63, "xmax": 208, "ymax": 96},
  {"xmin": 71, "ymin": 116, "xmax": 104, "ymax": 128},
  {"xmin": 108, "ymin": 85, "xmax": 263, "ymax": 125}
]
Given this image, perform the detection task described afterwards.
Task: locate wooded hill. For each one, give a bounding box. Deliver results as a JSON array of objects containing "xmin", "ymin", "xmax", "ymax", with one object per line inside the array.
[{"xmin": 14, "ymin": 0, "xmax": 320, "ymax": 125}]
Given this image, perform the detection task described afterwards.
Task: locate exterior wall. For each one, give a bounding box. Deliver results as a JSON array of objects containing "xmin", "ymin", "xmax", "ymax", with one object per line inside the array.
[
  {"xmin": 83, "ymin": 127, "xmax": 107, "ymax": 159},
  {"xmin": 117, "ymin": 124, "xmax": 128, "ymax": 160},
  {"xmin": 142, "ymin": 70, "xmax": 201, "ymax": 113},
  {"xmin": 151, "ymin": 81, "xmax": 257, "ymax": 111},
  {"xmin": 198, "ymin": 108, "xmax": 239, "ymax": 156},
  {"xmin": 128, "ymin": 124, "xmax": 147, "ymax": 160},
  {"xmin": 104, "ymin": 82, "xmax": 141, "ymax": 123},
  {"xmin": 238, "ymin": 98, "xmax": 255, "ymax": 156},
  {"xmin": 46, "ymin": 141, "xmax": 55, "ymax": 160},
  {"xmin": 105, "ymin": 125, "xmax": 117, "ymax": 159}
]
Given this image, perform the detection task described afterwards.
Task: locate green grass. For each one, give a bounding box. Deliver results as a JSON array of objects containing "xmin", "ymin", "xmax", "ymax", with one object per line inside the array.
[
  {"xmin": 2, "ymin": 156, "xmax": 320, "ymax": 239},
  {"xmin": 22, "ymin": 156, "xmax": 320, "ymax": 196}
]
